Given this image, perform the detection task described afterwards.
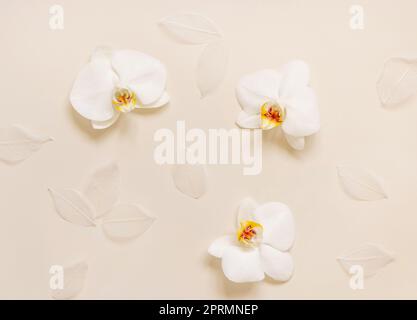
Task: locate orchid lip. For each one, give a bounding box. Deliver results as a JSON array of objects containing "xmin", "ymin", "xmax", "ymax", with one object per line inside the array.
[
  {"xmin": 237, "ymin": 220, "xmax": 263, "ymax": 247},
  {"xmin": 112, "ymin": 87, "xmax": 137, "ymax": 113},
  {"xmin": 260, "ymin": 101, "xmax": 286, "ymax": 130}
]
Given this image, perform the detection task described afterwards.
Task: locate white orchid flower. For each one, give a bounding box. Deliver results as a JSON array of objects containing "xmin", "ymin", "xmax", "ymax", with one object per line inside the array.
[
  {"xmin": 235, "ymin": 60, "xmax": 320, "ymax": 150},
  {"xmin": 70, "ymin": 48, "xmax": 169, "ymax": 129},
  {"xmin": 208, "ymin": 198, "xmax": 295, "ymax": 283}
]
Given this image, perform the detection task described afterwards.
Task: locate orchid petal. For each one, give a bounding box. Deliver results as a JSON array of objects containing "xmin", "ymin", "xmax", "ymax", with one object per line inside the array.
[
  {"xmin": 278, "ymin": 60, "xmax": 310, "ymax": 98},
  {"xmin": 254, "ymin": 202, "xmax": 295, "ymax": 251},
  {"xmin": 237, "ymin": 197, "xmax": 258, "ymax": 225},
  {"xmin": 91, "ymin": 112, "xmax": 120, "ymax": 130},
  {"xmin": 221, "ymin": 246, "xmax": 264, "ymax": 283},
  {"xmin": 112, "ymin": 50, "xmax": 167, "ymax": 105},
  {"xmin": 281, "ymin": 87, "xmax": 320, "ymax": 137},
  {"xmin": 208, "ymin": 235, "xmax": 235, "ymax": 258},
  {"xmin": 259, "ymin": 244, "xmax": 294, "ymax": 281},
  {"xmin": 70, "ymin": 60, "xmax": 116, "ymax": 122},
  {"xmin": 139, "ymin": 91, "xmax": 170, "ymax": 109},
  {"xmin": 236, "ymin": 111, "xmax": 261, "ymax": 129},
  {"xmin": 285, "ymin": 134, "xmax": 305, "ymax": 150},
  {"xmin": 236, "ymin": 69, "xmax": 281, "ymax": 115}
]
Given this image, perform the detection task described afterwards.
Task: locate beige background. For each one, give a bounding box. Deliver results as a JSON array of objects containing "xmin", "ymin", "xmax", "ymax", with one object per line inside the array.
[{"xmin": 1, "ymin": 0, "xmax": 417, "ymax": 299}]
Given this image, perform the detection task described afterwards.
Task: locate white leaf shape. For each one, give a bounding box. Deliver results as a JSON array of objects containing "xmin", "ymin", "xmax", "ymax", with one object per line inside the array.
[
  {"xmin": 159, "ymin": 13, "xmax": 222, "ymax": 44},
  {"xmin": 0, "ymin": 125, "xmax": 52, "ymax": 163},
  {"xmin": 196, "ymin": 41, "xmax": 228, "ymax": 97},
  {"xmin": 51, "ymin": 262, "xmax": 88, "ymax": 300},
  {"xmin": 337, "ymin": 244, "xmax": 394, "ymax": 277},
  {"xmin": 172, "ymin": 164, "xmax": 207, "ymax": 199},
  {"xmin": 377, "ymin": 57, "xmax": 417, "ymax": 107},
  {"xmin": 83, "ymin": 163, "xmax": 120, "ymax": 219},
  {"xmin": 101, "ymin": 204, "xmax": 155, "ymax": 241},
  {"xmin": 49, "ymin": 188, "xmax": 96, "ymax": 227},
  {"xmin": 337, "ymin": 165, "xmax": 388, "ymax": 201}
]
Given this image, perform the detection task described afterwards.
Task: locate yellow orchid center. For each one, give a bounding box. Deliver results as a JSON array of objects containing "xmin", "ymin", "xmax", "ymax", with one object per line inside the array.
[
  {"xmin": 237, "ymin": 220, "xmax": 263, "ymax": 247},
  {"xmin": 112, "ymin": 87, "xmax": 137, "ymax": 113},
  {"xmin": 260, "ymin": 101, "xmax": 286, "ymax": 130}
]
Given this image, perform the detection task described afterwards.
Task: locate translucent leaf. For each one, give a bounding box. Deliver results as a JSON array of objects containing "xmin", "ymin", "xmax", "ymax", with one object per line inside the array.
[
  {"xmin": 0, "ymin": 125, "xmax": 52, "ymax": 163},
  {"xmin": 51, "ymin": 262, "xmax": 88, "ymax": 300},
  {"xmin": 196, "ymin": 41, "xmax": 228, "ymax": 97},
  {"xmin": 337, "ymin": 166, "xmax": 388, "ymax": 201},
  {"xmin": 377, "ymin": 57, "xmax": 417, "ymax": 107},
  {"xmin": 83, "ymin": 163, "xmax": 120, "ymax": 218},
  {"xmin": 337, "ymin": 244, "xmax": 394, "ymax": 277},
  {"xmin": 101, "ymin": 204, "xmax": 155, "ymax": 241},
  {"xmin": 49, "ymin": 188, "xmax": 96, "ymax": 227},
  {"xmin": 172, "ymin": 164, "xmax": 207, "ymax": 199},
  {"xmin": 159, "ymin": 13, "xmax": 222, "ymax": 44}
]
